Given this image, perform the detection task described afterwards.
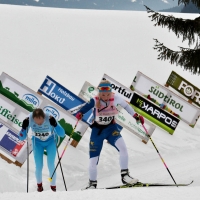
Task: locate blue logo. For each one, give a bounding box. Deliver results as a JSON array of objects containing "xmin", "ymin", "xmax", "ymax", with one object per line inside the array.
[
  {"xmin": 40, "ymin": 78, "xmax": 56, "ymax": 95},
  {"xmin": 43, "ymin": 106, "xmax": 60, "ymax": 120},
  {"xmin": 22, "ymin": 94, "xmax": 40, "ymax": 107}
]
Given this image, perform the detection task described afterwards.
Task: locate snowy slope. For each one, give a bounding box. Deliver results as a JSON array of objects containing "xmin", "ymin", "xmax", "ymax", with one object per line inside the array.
[{"xmin": 0, "ymin": 4, "xmax": 200, "ymax": 200}]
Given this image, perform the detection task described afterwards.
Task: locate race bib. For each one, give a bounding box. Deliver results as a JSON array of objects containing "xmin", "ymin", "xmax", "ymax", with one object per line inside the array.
[
  {"xmin": 96, "ymin": 116, "xmax": 114, "ymax": 125},
  {"xmin": 33, "ymin": 131, "xmax": 51, "ymax": 141}
]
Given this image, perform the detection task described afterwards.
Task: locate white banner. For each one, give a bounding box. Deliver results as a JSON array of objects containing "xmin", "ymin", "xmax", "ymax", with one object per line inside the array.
[
  {"xmin": 0, "ymin": 72, "xmax": 89, "ymax": 143},
  {"xmin": 78, "ymin": 81, "xmax": 156, "ymax": 143},
  {"xmin": 131, "ymin": 71, "xmax": 200, "ymax": 127}
]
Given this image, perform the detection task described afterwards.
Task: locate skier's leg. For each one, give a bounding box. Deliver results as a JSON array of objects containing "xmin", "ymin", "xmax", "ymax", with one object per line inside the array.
[
  {"xmin": 107, "ymin": 125, "xmax": 138, "ymax": 184},
  {"xmin": 115, "ymin": 137, "xmax": 128, "ymax": 169},
  {"xmin": 46, "ymin": 138, "xmax": 57, "ymax": 187},
  {"xmin": 105, "ymin": 125, "xmax": 125, "ymax": 167},
  {"xmin": 33, "ymin": 141, "xmax": 44, "ymax": 189},
  {"xmin": 89, "ymin": 156, "xmax": 99, "ymax": 181},
  {"xmin": 86, "ymin": 127, "xmax": 104, "ymax": 189}
]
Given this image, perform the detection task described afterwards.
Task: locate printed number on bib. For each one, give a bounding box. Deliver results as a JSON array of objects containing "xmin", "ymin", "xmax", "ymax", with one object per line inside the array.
[
  {"xmin": 35, "ymin": 132, "xmax": 49, "ymax": 137},
  {"xmin": 98, "ymin": 116, "xmax": 114, "ymax": 125},
  {"xmin": 34, "ymin": 132, "xmax": 50, "ymax": 141}
]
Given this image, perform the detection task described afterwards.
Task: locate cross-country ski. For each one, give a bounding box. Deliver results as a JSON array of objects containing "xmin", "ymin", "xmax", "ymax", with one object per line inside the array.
[{"xmin": 100, "ymin": 181, "xmax": 194, "ymax": 189}]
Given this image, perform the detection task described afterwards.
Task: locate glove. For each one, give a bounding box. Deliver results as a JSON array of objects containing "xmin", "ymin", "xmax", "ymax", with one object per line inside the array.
[
  {"xmin": 133, "ymin": 113, "xmax": 144, "ymax": 125},
  {"xmin": 75, "ymin": 112, "xmax": 83, "ymax": 120},
  {"xmin": 49, "ymin": 116, "xmax": 57, "ymax": 127},
  {"xmin": 22, "ymin": 118, "xmax": 29, "ymax": 130}
]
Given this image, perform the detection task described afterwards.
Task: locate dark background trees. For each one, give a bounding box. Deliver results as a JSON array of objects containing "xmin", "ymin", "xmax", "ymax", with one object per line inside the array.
[{"xmin": 145, "ymin": 0, "xmax": 200, "ymax": 75}]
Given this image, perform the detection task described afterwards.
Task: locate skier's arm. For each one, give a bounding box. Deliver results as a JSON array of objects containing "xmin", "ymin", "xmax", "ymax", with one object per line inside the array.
[
  {"xmin": 114, "ymin": 94, "xmax": 144, "ymax": 124},
  {"xmin": 79, "ymin": 98, "xmax": 95, "ymax": 114},
  {"xmin": 114, "ymin": 94, "xmax": 135, "ymax": 116},
  {"xmin": 49, "ymin": 116, "xmax": 65, "ymax": 138},
  {"xmin": 18, "ymin": 117, "xmax": 30, "ymax": 141},
  {"xmin": 75, "ymin": 98, "xmax": 95, "ymax": 120}
]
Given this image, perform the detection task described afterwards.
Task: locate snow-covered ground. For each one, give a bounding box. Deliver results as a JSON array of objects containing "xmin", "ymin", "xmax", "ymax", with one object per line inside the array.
[{"xmin": 0, "ymin": 4, "xmax": 200, "ymax": 200}]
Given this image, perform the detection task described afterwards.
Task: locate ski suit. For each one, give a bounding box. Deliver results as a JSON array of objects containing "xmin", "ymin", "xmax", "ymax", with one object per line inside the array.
[
  {"xmin": 19, "ymin": 112, "xmax": 65, "ymax": 186},
  {"xmin": 78, "ymin": 93, "xmax": 136, "ymax": 181}
]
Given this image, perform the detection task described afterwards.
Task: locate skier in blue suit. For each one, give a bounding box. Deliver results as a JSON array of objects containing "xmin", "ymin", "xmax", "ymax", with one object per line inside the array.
[
  {"xmin": 19, "ymin": 108, "xmax": 65, "ymax": 192},
  {"xmin": 75, "ymin": 80, "xmax": 144, "ymax": 189}
]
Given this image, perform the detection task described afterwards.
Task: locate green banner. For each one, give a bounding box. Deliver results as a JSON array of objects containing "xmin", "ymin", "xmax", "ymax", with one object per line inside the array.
[{"xmin": 167, "ymin": 71, "xmax": 200, "ymax": 107}]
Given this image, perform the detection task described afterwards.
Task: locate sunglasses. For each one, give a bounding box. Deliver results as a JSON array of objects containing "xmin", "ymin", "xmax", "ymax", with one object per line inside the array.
[{"xmin": 98, "ymin": 86, "xmax": 111, "ymax": 91}]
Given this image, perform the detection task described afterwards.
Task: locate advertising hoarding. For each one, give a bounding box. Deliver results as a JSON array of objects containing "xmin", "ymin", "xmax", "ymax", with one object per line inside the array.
[
  {"xmin": 130, "ymin": 92, "xmax": 180, "ymax": 134},
  {"xmin": 130, "ymin": 71, "xmax": 200, "ymax": 127},
  {"xmin": 0, "ymin": 118, "xmax": 32, "ymax": 167},
  {"xmin": 166, "ymin": 71, "xmax": 200, "ymax": 108},
  {"xmin": 0, "ymin": 72, "xmax": 89, "ymax": 147},
  {"xmin": 101, "ymin": 74, "xmax": 180, "ymax": 134},
  {"xmin": 38, "ymin": 75, "xmax": 94, "ymax": 125}
]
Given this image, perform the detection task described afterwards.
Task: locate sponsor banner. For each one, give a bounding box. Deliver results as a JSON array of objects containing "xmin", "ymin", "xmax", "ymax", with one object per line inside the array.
[
  {"xmin": 0, "ymin": 118, "xmax": 32, "ymax": 165},
  {"xmin": 78, "ymin": 81, "xmax": 156, "ymax": 142},
  {"xmin": 116, "ymin": 105, "xmax": 155, "ymax": 142},
  {"xmin": 0, "ymin": 94, "xmax": 29, "ymax": 131},
  {"xmin": 38, "ymin": 75, "xmax": 94, "ymax": 125},
  {"xmin": 101, "ymin": 74, "xmax": 133, "ymax": 102},
  {"xmin": 78, "ymin": 81, "xmax": 98, "ymax": 102},
  {"xmin": 0, "ymin": 72, "xmax": 89, "ymax": 143},
  {"xmin": 130, "ymin": 92, "xmax": 180, "ymax": 134},
  {"xmin": 131, "ymin": 71, "xmax": 200, "ymax": 127},
  {"xmin": 166, "ymin": 71, "xmax": 200, "ymax": 108}
]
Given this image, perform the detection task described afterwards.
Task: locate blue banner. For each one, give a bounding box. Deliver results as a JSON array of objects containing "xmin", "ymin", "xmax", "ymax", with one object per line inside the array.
[
  {"xmin": 38, "ymin": 76, "xmax": 94, "ymax": 125},
  {"xmin": 0, "ymin": 129, "xmax": 21, "ymax": 153}
]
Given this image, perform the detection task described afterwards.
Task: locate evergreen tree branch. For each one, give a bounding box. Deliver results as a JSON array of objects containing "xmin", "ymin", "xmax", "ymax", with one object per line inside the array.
[
  {"xmin": 153, "ymin": 39, "xmax": 200, "ymax": 75},
  {"xmin": 178, "ymin": 0, "xmax": 200, "ymax": 9},
  {"xmin": 145, "ymin": 5, "xmax": 200, "ymax": 46}
]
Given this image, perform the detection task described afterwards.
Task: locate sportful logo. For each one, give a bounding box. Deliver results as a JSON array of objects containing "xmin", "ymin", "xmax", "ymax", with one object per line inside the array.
[
  {"xmin": 43, "ymin": 106, "xmax": 60, "ymax": 120},
  {"xmin": 0, "ymin": 106, "xmax": 23, "ymax": 127},
  {"xmin": 102, "ymin": 78, "xmax": 132, "ymax": 99},
  {"xmin": 178, "ymin": 81, "xmax": 200, "ymax": 104},
  {"xmin": 40, "ymin": 77, "xmax": 74, "ymax": 104},
  {"xmin": 22, "ymin": 94, "xmax": 40, "ymax": 108}
]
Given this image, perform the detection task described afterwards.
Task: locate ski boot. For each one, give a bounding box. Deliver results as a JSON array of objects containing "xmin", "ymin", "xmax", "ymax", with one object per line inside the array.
[
  {"xmin": 37, "ymin": 183, "xmax": 43, "ymax": 192},
  {"xmin": 51, "ymin": 185, "xmax": 56, "ymax": 192},
  {"xmin": 85, "ymin": 180, "xmax": 97, "ymax": 189},
  {"xmin": 121, "ymin": 169, "xmax": 138, "ymax": 185}
]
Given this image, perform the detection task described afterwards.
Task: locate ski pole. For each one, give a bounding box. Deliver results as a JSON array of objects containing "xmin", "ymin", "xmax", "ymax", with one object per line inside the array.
[
  {"xmin": 142, "ymin": 124, "xmax": 178, "ymax": 187},
  {"xmin": 26, "ymin": 128, "xmax": 29, "ymax": 193},
  {"xmin": 48, "ymin": 120, "xmax": 79, "ymax": 182},
  {"xmin": 52, "ymin": 127, "xmax": 67, "ymax": 191}
]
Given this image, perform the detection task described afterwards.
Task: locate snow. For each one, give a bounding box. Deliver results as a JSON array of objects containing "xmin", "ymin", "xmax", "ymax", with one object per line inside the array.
[{"xmin": 0, "ymin": 4, "xmax": 200, "ymax": 200}]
